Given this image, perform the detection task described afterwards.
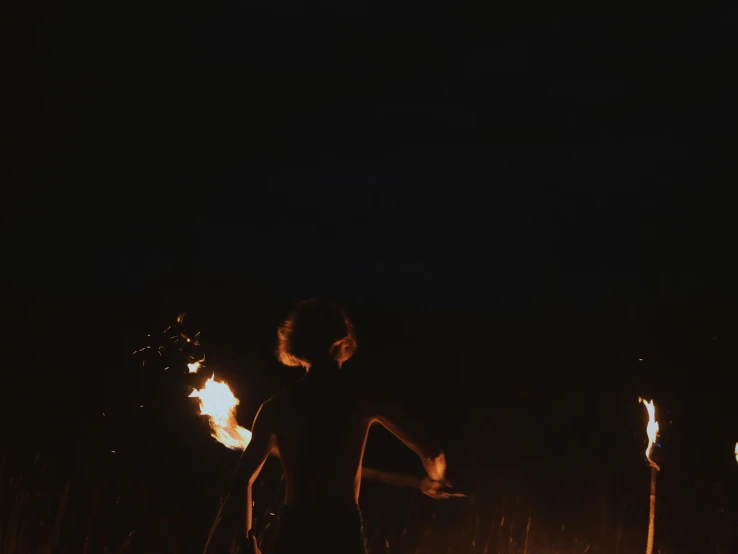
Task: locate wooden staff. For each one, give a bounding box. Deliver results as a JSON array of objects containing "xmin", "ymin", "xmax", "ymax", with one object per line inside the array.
[{"xmin": 646, "ymin": 464, "xmax": 658, "ymax": 554}]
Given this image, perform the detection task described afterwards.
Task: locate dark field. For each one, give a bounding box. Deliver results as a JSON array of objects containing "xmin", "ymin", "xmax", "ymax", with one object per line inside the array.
[{"xmin": 3, "ymin": 278, "xmax": 738, "ymax": 553}]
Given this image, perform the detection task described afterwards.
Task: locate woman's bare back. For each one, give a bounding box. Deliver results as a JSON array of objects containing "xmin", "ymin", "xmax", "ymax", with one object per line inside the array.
[{"xmin": 272, "ymin": 375, "xmax": 373, "ymax": 504}]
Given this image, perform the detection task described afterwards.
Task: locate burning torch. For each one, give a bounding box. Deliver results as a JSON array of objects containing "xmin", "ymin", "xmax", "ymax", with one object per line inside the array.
[{"xmin": 639, "ymin": 397, "xmax": 660, "ymax": 554}]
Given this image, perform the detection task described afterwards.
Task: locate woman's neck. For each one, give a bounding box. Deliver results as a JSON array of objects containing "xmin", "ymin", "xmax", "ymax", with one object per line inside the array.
[{"xmin": 306, "ymin": 359, "xmax": 340, "ymax": 378}]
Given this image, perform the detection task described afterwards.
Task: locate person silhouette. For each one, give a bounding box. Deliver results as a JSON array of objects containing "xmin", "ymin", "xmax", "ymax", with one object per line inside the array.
[{"xmin": 234, "ymin": 298, "xmax": 449, "ymax": 554}]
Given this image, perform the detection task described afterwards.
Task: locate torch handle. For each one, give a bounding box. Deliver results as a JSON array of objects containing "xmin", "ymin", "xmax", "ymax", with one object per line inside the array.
[{"xmin": 646, "ymin": 465, "xmax": 657, "ymax": 554}]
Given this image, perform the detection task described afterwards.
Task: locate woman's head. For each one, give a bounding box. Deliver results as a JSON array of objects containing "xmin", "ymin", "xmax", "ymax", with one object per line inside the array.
[{"xmin": 276, "ymin": 299, "xmax": 357, "ymax": 370}]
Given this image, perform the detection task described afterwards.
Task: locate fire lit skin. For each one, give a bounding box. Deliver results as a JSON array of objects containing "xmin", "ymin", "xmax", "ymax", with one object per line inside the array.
[{"xmin": 234, "ymin": 360, "xmax": 448, "ymax": 542}]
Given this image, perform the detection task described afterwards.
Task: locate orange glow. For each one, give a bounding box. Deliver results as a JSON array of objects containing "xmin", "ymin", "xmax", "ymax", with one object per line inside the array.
[{"xmin": 189, "ymin": 374, "xmax": 251, "ymax": 450}]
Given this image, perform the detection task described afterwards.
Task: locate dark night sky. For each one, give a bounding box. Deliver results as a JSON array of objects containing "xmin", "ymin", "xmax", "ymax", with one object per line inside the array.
[{"xmin": 7, "ymin": 4, "xmax": 737, "ymax": 313}]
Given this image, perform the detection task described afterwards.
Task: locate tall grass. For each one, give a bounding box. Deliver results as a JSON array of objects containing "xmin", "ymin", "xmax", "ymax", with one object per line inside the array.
[
  {"xmin": 2, "ymin": 454, "xmax": 734, "ymax": 554},
  {"xmin": 0, "ymin": 455, "xmax": 141, "ymax": 554},
  {"xmin": 0, "ymin": 455, "xmax": 69, "ymax": 554},
  {"xmin": 0, "ymin": 471, "xmax": 640, "ymax": 554}
]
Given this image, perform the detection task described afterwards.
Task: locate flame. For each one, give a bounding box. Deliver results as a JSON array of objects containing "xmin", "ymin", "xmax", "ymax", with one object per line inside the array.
[
  {"xmin": 189, "ymin": 374, "xmax": 252, "ymax": 450},
  {"xmin": 735, "ymin": 442, "xmax": 737, "ymax": 463},
  {"xmin": 639, "ymin": 397, "xmax": 659, "ymax": 468}
]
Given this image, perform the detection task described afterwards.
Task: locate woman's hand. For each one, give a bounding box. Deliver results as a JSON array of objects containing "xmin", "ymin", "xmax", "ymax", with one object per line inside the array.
[
  {"xmin": 423, "ymin": 452, "xmax": 447, "ymax": 483},
  {"xmin": 419, "ymin": 476, "xmax": 457, "ymax": 499}
]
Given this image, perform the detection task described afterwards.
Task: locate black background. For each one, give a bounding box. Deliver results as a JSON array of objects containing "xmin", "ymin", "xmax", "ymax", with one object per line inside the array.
[{"xmin": 4, "ymin": 2, "xmax": 738, "ymax": 553}]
